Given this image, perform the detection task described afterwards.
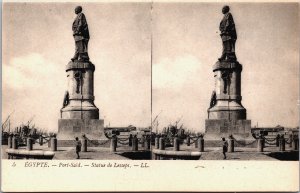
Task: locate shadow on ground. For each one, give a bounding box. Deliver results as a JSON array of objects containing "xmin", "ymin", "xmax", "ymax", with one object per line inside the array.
[
  {"xmin": 118, "ymin": 151, "xmax": 151, "ymax": 160},
  {"xmin": 267, "ymin": 151, "xmax": 299, "ymax": 161}
]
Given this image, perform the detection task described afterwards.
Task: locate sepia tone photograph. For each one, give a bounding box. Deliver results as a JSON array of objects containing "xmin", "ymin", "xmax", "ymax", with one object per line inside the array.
[
  {"xmin": 1, "ymin": 0, "xmax": 299, "ymax": 192},
  {"xmin": 151, "ymin": 2, "xmax": 299, "ymax": 161},
  {"xmin": 2, "ymin": 2, "xmax": 152, "ymax": 160}
]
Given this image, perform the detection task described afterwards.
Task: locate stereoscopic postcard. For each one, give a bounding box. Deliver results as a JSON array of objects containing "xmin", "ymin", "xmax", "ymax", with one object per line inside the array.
[{"xmin": 1, "ymin": 0, "xmax": 299, "ymax": 192}]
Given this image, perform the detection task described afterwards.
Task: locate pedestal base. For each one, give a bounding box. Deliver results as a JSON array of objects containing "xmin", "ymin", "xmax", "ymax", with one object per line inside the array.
[
  {"xmin": 208, "ymin": 101, "xmax": 246, "ymax": 120},
  {"xmin": 204, "ymin": 119, "xmax": 256, "ymax": 147},
  {"xmin": 205, "ymin": 119, "xmax": 252, "ymax": 140},
  {"xmin": 57, "ymin": 119, "xmax": 105, "ymax": 146}
]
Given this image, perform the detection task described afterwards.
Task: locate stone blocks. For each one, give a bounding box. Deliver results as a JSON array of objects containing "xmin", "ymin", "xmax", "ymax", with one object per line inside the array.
[
  {"xmin": 57, "ymin": 119, "xmax": 105, "ymax": 141},
  {"xmin": 205, "ymin": 119, "xmax": 251, "ymax": 140}
]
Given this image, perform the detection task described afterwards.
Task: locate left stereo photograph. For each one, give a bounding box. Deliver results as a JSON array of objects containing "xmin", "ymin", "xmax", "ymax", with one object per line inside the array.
[{"xmin": 2, "ymin": 2, "xmax": 152, "ymax": 160}]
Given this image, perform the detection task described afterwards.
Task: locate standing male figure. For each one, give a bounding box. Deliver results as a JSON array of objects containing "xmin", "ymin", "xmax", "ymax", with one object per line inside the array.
[
  {"xmin": 222, "ymin": 137, "xmax": 228, "ymax": 159},
  {"xmin": 219, "ymin": 5, "xmax": 237, "ymax": 62},
  {"xmin": 75, "ymin": 137, "xmax": 82, "ymax": 159},
  {"xmin": 71, "ymin": 6, "xmax": 90, "ymax": 62}
]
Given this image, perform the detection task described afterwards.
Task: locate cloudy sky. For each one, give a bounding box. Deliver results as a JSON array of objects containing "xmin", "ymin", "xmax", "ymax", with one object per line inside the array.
[
  {"xmin": 152, "ymin": 3, "xmax": 299, "ymax": 132},
  {"xmin": 2, "ymin": 3, "xmax": 151, "ymax": 132},
  {"xmin": 2, "ymin": 2, "xmax": 299, "ymax": 133}
]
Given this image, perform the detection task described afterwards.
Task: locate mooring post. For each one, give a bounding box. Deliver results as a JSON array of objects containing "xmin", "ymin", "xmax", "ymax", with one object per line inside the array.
[
  {"xmin": 292, "ymin": 136, "xmax": 299, "ymax": 151},
  {"xmin": 279, "ymin": 135, "xmax": 285, "ymax": 151},
  {"xmin": 81, "ymin": 135, "xmax": 87, "ymax": 152},
  {"xmin": 51, "ymin": 135, "xmax": 57, "ymax": 151},
  {"xmin": 159, "ymin": 136, "xmax": 165, "ymax": 150},
  {"xmin": 12, "ymin": 135, "xmax": 18, "ymax": 150},
  {"xmin": 145, "ymin": 135, "xmax": 151, "ymax": 150},
  {"xmin": 141, "ymin": 135, "xmax": 145, "ymax": 148},
  {"xmin": 228, "ymin": 136, "xmax": 234, "ymax": 152},
  {"xmin": 8, "ymin": 134, "xmax": 12, "ymax": 148},
  {"xmin": 110, "ymin": 135, "xmax": 117, "ymax": 152},
  {"xmin": 257, "ymin": 137, "xmax": 264, "ymax": 152},
  {"xmin": 129, "ymin": 134, "xmax": 133, "ymax": 147},
  {"xmin": 195, "ymin": 137, "xmax": 199, "ymax": 148},
  {"xmin": 198, "ymin": 135, "xmax": 204, "ymax": 152},
  {"xmin": 289, "ymin": 134, "xmax": 293, "ymax": 148},
  {"xmin": 132, "ymin": 135, "xmax": 138, "ymax": 151},
  {"xmin": 174, "ymin": 137, "xmax": 179, "ymax": 151},
  {"xmin": 26, "ymin": 136, "xmax": 33, "ymax": 151},
  {"xmin": 155, "ymin": 136, "xmax": 159, "ymax": 149},
  {"xmin": 39, "ymin": 135, "xmax": 43, "ymax": 146},
  {"xmin": 276, "ymin": 134, "xmax": 280, "ymax": 147},
  {"xmin": 186, "ymin": 136, "xmax": 190, "ymax": 146}
]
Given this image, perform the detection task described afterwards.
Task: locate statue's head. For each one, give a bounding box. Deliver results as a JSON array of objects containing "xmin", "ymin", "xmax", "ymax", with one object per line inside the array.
[
  {"xmin": 75, "ymin": 6, "xmax": 82, "ymax": 14},
  {"xmin": 222, "ymin": 5, "xmax": 230, "ymax": 14}
]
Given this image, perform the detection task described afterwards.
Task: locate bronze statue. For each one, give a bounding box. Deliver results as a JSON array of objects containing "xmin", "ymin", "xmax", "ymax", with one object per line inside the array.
[
  {"xmin": 71, "ymin": 6, "xmax": 90, "ymax": 62},
  {"xmin": 218, "ymin": 5, "xmax": 237, "ymax": 62}
]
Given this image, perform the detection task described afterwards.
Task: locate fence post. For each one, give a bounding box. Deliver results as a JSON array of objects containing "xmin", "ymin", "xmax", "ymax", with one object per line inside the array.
[
  {"xmin": 276, "ymin": 134, "xmax": 280, "ymax": 147},
  {"xmin": 159, "ymin": 137, "xmax": 165, "ymax": 150},
  {"xmin": 145, "ymin": 135, "xmax": 151, "ymax": 150},
  {"xmin": 289, "ymin": 134, "xmax": 293, "ymax": 148},
  {"xmin": 39, "ymin": 135, "xmax": 43, "ymax": 146},
  {"xmin": 198, "ymin": 135, "xmax": 204, "ymax": 152},
  {"xmin": 129, "ymin": 134, "xmax": 133, "ymax": 147},
  {"xmin": 12, "ymin": 135, "xmax": 18, "ymax": 149},
  {"xmin": 141, "ymin": 135, "xmax": 145, "ymax": 148},
  {"xmin": 195, "ymin": 137, "xmax": 199, "ymax": 148},
  {"xmin": 186, "ymin": 136, "xmax": 190, "ymax": 146},
  {"xmin": 110, "ymin": 135, "xmax": 117, "ymax": 152},
  {"xmin": 26, "ymin": 136, "xmax": 33, "ymax": 151},
  {"xmin": 279, "ymin": 135, "xmax": 285, "ymax": 151},
  {"xmin": 292, "ymin": 136, "xmax": 299, "ymax": 151},
  {"xmin": 132, "ymin": 135, "xmax": 138, "ymax": 151},
  {"xmin": 51, "ymin": 135, "xmax": 57, "ymax": 151},
  {"xmin": 8, "ymin": 134, "xmax": 12, "ymax": 148},
  {"xmin": 257, "ymin": 137, "xmax": 264, "ymax": 152},
  {"xmin": 82, "ymin": 136, "xmax": 87, "ymax": 152},
  {"xmin": 155, "ymin": 136, "xmax": 159, "ymax": 149},
  {"xmin": 228, "ymin": 136, "xmax": 234, "ymax": 152},
  {"xmin": 174, "ymin": 137, "xmax": 179, "ymax": 151}
]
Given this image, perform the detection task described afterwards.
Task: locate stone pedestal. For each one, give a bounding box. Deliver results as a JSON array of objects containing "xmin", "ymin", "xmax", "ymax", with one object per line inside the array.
[
  {"xmin": 208, "ymin": 61, "xmax": 246, "ymax": 119},
  {"xmin": 58, "ymin": 61, "xmax": 105, "ymax": 146},
  {"xmin": 205, "ymin": 61, "xmax": 252, "ymax": 145},
  {"xmin": 205, "ymin": 119, "xmax": 251, "ymax": 140},
  {"xmin": 60, "ymin": 61, "xmax": 99, "ymax": 119}
]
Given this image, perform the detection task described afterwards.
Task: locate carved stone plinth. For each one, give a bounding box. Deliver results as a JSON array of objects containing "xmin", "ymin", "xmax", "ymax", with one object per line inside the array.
[
  {"xmin": 60, "ymin": 61, "xmax": 99, "ymax": 119},
  {"xmin": 205, "ymin": 61, "xmax": 252, "ymax": 142},
  {"xmin": 207, "ymin": 61, "xmax": 246, "ymax": 119},
  {"xmin": 58, "ymin": 61, "xmax": 104, "ymax": 145}
]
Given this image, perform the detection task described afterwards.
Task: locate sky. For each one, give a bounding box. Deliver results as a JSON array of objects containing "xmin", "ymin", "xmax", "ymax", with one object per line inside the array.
[
  {"xmin": 2, "ymin": 3, "xmax": 152, "ymax": 132},
  {"xmin": 2, "ymin": 2, "xmax": 299, "ymax": 133},
  {"xmin": 152, "ymin": 3, "xmax": 299, "ymax": 132}
]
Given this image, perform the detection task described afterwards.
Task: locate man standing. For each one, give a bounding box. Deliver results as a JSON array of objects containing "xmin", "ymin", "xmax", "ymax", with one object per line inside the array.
[
  {"xmin": 218, "ymin": 5, "xmax": 237, "ymax": 62},
  {"xmin": 75, "ymin": 137, "xmax": 82, "ymax": 159},
  {"xmin": 71, "ymin": 6, "xmax": 90, "ymax": 62},
  {"xmin": 222, "ymin": 137, "xmax": 228, "ymax": 159}
]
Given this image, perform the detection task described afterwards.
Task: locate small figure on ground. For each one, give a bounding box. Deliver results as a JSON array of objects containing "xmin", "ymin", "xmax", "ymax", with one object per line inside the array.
[
  {"xmin": 222, "ymin": 137, "xmax": 228, "ymax": 159},
  {"xmin": 75, "ymin": 137, "xmax": 82, "ymax": 159}
]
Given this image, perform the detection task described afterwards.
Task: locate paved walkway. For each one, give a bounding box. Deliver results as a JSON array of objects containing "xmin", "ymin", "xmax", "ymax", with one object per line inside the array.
[{"xmin": 1, "ymin": 144, "xmax": 297, "ymax": 160}]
